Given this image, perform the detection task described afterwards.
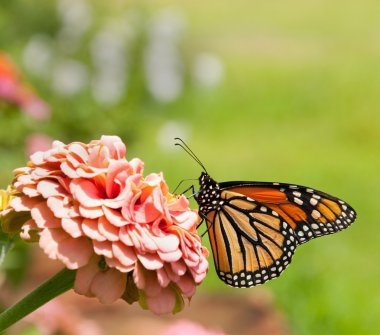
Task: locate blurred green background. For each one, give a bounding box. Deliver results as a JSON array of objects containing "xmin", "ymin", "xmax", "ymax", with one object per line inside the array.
[{"xmin": 1, "ymin": 0, "xmax": 379, "ymax": 334}]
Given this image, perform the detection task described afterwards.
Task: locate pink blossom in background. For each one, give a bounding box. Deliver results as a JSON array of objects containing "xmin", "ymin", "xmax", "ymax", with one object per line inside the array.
[
  {"xmin": 22, "ymin": 98, "xmax": 50, "ymax": 121},
  {"xmin": 25, "ymin": 133, "xmax": 53, "ymax": 157},
  {"xmin": 162, "ymin": 320, "xmax": 227, "ymax": 335},
  {"xmin": 0, "ymin": 135, "xmax": 208, "ymax": 315},
  {"xmin": 0, "ymin": 52, "xmax": 50, "ymax": 120},
  {"xmin": 25, "ymin": 299, "xmax": 103, "ymax": 335}
]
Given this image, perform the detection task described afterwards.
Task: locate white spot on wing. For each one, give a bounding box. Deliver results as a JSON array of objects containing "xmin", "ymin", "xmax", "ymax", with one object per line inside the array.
[
  {"xmin": 310, "ymin": 198, "xmax": 318, "ymax": 206},
  {"xmin": 312, "ymin": 210, "xmax": 321, "ymax": 219},
  {"xmin": 294, "ymin": 197, "xmax": 303, "ymax": 205}
]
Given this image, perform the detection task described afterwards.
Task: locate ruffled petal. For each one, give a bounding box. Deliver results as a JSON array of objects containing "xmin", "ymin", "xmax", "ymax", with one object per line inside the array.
[
  {"xmin": 57, "ymin": 236, "xmax": 93, "ymax": 269},
  {"xmin": 70, "ymin": 179, "xmax": 103, "ymax": 207},
  {"xmin": 82, "ymin": 218, "xmax": 106, "ymax": 242},
  {"xmin": 137, "ymin": 253, "xmax": 163, "ymax": 270},
  {"xmin": 31, "ymin": 202, "xmax": 61, "ymax": 228},
  {"xmin": 112, "ymin": 241, "xmax": 137, "ymax": 268},
  {"xmin": 37, "ymin": 179, "xmax": 68, "ymax": 198},
  {"xmin": 74, "ymin": 255, "xmax": 100, "ymax": 297},
  {"xmin": 145, "ymin": 286, "xmax": 177, "ymax": 315},
  {"xmin": 90, "ymin": 269, "xmax": 127, "ymax": 304},
  {"xmin": 61, "ymin": 217, "xmax": 83, "ymax": 238}
]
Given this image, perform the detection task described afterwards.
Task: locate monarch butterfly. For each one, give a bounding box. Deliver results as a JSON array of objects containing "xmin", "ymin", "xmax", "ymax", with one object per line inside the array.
[{"xmin": 175, "ymin": 138, "xmax": 357, "ymax": 287}]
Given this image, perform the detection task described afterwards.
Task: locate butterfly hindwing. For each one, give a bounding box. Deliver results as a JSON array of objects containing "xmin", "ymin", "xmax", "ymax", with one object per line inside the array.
[{"xmin": 205, "ymin": 190, "xmax": 297, "ymax": 287}]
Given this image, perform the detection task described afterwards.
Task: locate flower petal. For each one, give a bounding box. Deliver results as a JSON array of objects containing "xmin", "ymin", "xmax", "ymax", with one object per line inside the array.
[
  {"xmin": 100, "ymin": 135, "xmax": 126, "ymax": 160},
  {"xmin": 103, "ymin": 206, "xmax": 130, "ymax": 227},
  {"xmin": 90, "ymin": 269, "xmax": 127, "ymax": 304},
  {"xmin": 137, "ymin": 253, "xmax": 163, "ymax": 270},
  {"xmin": 93, "ymin": 240, "xmax": 113, "ymax": 258},
  {"xmin": 145, "ymin": 286, "xmax": 176, "ymax": 315},
  {"xmin": 10, "ymin": 196, "xmax": 40, "ymax": 211},
  {"xmin": 175, "ymin": 274, "xmax": 196, "ymax": 298},
  {"xmin": 61, "ymin": 217, "xmax": 83, "ymax": 238},
  {"xmin": 170, "ymin": 260, "xmax": 187, "ymax": 276},
  {"xmin": 47, "ymin": 197, "xmax": 71, "ymax": 219},
  {"xmin": 20, "ymin": 219, "xmax": 39, "ymax": 241},
  {"xmin": 98, "ymin": 216, "xmax": 119, "ymax": 241},
  {"xmin": 57, "ymin": 236, "xmax": 93, "ymax": 269},
  {"xmin": 31, "ymin": 202, "xmax": 61, "ymax": 228},
  {"xmin": 70, "ymin": 179, "xmax": 103, "ymax": 207},
  {"xmin": 153, "ymin": 234, "xmax": 179, "ymax": 253},
  {"xmin": 112, "ymin": 241, "xmax": 136, "ymax": 269},
  {"xmin": 37, "ymin": 179, "xmax": 67, "ymax": 198},
  {"xmin": 79, "ymin": 204, "xmax": 104, "ymax": 219},
  {"xmin": 82, "ymin": 218, "xmax": 106, "ymax": 242},
  {"xmin": 74, "ymin": 255, "xmax": 100, "ymax": 297},
  {"xmin": 158, "ymin": 249, "xmax": 182, "ymax": 263}
]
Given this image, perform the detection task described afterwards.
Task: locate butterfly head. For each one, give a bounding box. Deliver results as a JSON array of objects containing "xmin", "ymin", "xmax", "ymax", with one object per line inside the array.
[
  {"xmin": 196, "ymin": 172, "xmax": 222, "ymax": 213},
  {"xmin": 199, "ymin": 172, "xmax": 218, "ymax": 188}
]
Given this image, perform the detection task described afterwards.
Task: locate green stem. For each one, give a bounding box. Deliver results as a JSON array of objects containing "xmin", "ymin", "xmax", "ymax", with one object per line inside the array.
[{"xmin": 0, "ymin": 268, "xmax": 75, "ymax": 332}]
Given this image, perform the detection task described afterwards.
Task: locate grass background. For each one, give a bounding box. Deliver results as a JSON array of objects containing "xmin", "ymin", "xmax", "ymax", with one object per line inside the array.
[{"xmin": 1, "ymin": 0, "xmax": 379, "ymax": 334}]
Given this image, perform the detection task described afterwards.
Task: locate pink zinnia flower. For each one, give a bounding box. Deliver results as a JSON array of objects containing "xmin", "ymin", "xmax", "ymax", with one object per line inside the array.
[
  {"xmin": 0, "ymin": 52, "xmax": 50, "ymax": 120},
  {"xmin": 162, "ymin": 320, "xmax": 227, "ymax": 335},
  {"xmin": 0, "ymin": 135, "xmax": 208, "ymax": 314}
]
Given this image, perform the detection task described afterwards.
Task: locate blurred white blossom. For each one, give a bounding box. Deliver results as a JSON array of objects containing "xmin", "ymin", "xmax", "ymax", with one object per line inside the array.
[
  {"xmin": 57, "ymin": 0, "xmax": 93, "ymax": 52},
  {"xmin": 144, "ymin": 43, "xmax": 183, "ymax": 103},
  {"xmin": 22, "ymin": 35, "xmax": 53, "ymax": 79},
  {"xmin": 91, "ymin": 73, "xmax": 125, "ymax": 106},
  {"xmin": 144, "ymin": 9, "xmax": 185, "ymax": 103},
  {"xmin": 20, "ymin": 5, "xmax": 224, "ymax": 106},
  {"xmin": 90, "ymin": 22, "xmax": 131, "ymax": 106},
  {"xmin": 192, "ymin": 53, "xmax": 224, "ymax": 89},
  {"xmin": 52, "ymin": 60, "xmax": 88, "ymax": 96},
  {"xmin": 149, "ymin": 8, "xmax": 186, "ymax": 42},
  {"xmin": 91, "ymin": 23, "xmax": 130, "ymax": 70},
  {"xmin": 157, "ymin": 120, "xmax": 191, "ymax": 152}
]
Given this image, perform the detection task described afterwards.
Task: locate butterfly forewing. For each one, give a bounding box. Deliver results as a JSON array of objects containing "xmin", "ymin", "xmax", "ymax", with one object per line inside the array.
[{"xmin": 221, "ymin": 181, "xmax": 357, "ymax": 244}]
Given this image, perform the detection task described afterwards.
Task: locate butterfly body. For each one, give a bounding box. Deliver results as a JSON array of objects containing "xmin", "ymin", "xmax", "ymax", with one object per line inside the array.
[{"xmin": 195, "ymin": 172, "xmax": 357, "ymax": 288}]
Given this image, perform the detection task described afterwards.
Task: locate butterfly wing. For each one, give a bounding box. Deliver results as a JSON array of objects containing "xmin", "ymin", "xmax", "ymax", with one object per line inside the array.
[
  {"xmin": 203, "ymin": 181, "xmax": 356, "ymax": 287},
  {"xmin": 205, "ymin": 189, "xmax": 298, "ymax": 287},
  {"xmin": 219, "ymin": 181, "xmax": 356, "ymax": 244}
]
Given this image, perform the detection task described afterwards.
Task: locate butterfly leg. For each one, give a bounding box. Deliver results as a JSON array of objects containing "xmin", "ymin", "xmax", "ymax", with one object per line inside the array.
[
  {"xmin": 172, "ymin": 178, "xmax": 198, "ymax": 194},
  {"xmin": 197, "ymin": 218, "xmax": 204, "ymax": 229},
  {"xmin": 198, "ymin": 211, "xmax": 215, "ymax": 238},
  {"xmin": 180, "ymin": 184, "xmax": 200, "ymax": 200}
]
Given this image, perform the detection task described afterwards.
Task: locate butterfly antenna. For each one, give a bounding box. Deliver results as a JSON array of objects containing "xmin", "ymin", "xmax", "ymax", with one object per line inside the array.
[{"xmin": 174, "ymin": 137, "xmax": 208, "ymax": 173}]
